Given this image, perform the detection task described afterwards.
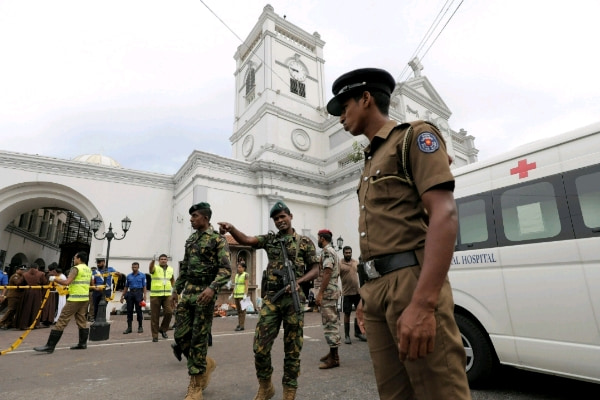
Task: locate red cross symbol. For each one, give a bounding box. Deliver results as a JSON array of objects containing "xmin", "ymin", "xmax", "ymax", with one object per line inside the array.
[{"xmin": 510, "ymin": 159, "xmax": 536, "ymax": 179}]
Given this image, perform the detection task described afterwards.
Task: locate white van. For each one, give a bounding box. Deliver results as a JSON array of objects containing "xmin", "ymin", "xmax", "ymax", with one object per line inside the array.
[{"xmin": 450, "ymin": 122, "xmax": 600, "ymax": 385}]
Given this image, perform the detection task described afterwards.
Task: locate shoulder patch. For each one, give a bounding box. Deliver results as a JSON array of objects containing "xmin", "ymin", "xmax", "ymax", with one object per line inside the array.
[{"xmin": 416, "ymin": 132, "xmax": 439, "ymax": 153}]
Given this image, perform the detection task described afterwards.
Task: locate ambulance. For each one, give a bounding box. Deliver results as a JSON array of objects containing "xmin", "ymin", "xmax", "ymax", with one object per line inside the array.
[{"xmin": 450, "ymin": 122, "xmax": 600, "ymax": 385}]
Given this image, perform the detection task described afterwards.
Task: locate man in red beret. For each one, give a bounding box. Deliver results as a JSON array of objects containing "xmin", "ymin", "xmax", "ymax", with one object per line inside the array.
[{"xmin": 315, "ymin": 229, "xmax": 341, "ymax": 369}]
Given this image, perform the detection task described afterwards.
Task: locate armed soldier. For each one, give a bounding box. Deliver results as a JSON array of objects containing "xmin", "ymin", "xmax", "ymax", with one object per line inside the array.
[
  {"xmin": 218, "ymin": 200, "xmax": 319, "ymax": 400},
  {"xmin": 173, "ymin": 202, "xmax": 231, "ymax": 400}
]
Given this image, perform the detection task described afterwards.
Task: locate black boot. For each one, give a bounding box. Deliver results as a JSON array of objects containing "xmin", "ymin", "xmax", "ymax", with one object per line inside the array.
[
  {"xmin": 33, "ymin": 330, "xmax": 63, "ymax": 354},
  {"xmin": 171, "ymin": 342, "xmax": 183, "ymax": 362},
  {"xmin": 123, "ymin": 322, "xmax": 132, "ymax": 334},
  {"xmin": 137, "ymin": 323, "xmax": 143, "ymax": 333},
  {"xmin": 70, "ymin": 328, "xmax": 89, "ymax": 350},
  {"xmin": 354, "ymin": 318, "xmax": 367, "ymax": 341},
  {"xmin": 344, "ymin": 322, "xmax": 351, "ymax": 344}
]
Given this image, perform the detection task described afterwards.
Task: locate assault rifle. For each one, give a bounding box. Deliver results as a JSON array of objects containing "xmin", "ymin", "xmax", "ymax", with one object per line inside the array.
[{"xmin": 270, "ymin": 237, "xmax": 302, "ymax": 314}]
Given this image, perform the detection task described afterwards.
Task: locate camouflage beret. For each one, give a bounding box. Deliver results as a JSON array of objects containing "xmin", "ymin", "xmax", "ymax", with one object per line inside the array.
[
  {"xmin": 269, "ymin": 200, "xmax": 290, "ymax": 218},
  {"xmin": 189, "ymin": 202, "xmax": 211, "ymax": 214}
]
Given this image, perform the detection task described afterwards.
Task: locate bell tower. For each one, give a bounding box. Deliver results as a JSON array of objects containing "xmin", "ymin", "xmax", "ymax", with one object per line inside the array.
[{"xmin": 231, "ymin": 4, "xmax": 328, "ymax": 162}]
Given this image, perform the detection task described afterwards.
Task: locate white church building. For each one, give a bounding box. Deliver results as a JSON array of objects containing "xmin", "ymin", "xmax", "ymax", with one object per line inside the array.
[{"xmin": 0, "ymin": 4, "xmax": 477, "ymax": 302}]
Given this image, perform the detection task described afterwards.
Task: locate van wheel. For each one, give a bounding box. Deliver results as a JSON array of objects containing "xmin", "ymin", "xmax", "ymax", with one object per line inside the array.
[{"xmin": 455, "ymin": 313, "xmax": 497, "ymax": 387}]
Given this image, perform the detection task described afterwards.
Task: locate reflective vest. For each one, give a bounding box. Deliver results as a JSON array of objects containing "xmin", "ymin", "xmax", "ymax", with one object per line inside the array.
[
  {"xmin": 233, "ymin": 272, "xmax": 248, "ymax": 298},
  {"xmin": 150, "ymin": 265, "xmax": 174, "ymax": 297},
  {"xmin": 68, "ymin": 264, "xmax": 92, "ymax": 302}
]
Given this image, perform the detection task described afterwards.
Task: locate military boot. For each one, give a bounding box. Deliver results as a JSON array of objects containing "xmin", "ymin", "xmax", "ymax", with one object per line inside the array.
[
  {"xmin": 198, "ymin": 356, "xmax": 216, "ymax": 390},
  {"xmin": 171, "ymin": 342, "xmax": 183, "ymax": 362},
  {"xmin": 252, "ymin": 378, "xmax": 275, "ymax": 400},
  {"xmin": 344, "ymin": 322, "xmax": 351, "ymax": 344},
  {"xmin": 319, "ymin": 351, "xmax": 331, "ymax": 362},
  {"xmin": 184, "ymin": 374, "xmax": 203, "ymax": 400},
  {"xmin": 319, "ymin": 347, "xmax": 340, "ymax": 369},
  {"xmin": 282, "ymin": 385, "xmax": 297, "ymax": 400},
  {"xmin": 70, "ymin": 328, "xmax": 89, "ymax": 350},
  {"xmin": 123, "ymin": 322, "xmax": 132, "ymax": 334},
  {"xmin": 33, "ymin": 329, "xmax": 63, "ymax": 354}
]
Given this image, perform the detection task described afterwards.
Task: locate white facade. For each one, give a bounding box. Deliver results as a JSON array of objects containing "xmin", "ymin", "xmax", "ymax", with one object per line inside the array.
[{"xmin": 0, "ymin": 5, "xmax": 477, "ymax": 289}]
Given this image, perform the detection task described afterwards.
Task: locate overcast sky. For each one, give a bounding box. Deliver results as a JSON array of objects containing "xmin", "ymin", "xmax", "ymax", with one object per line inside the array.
[{"xmin": 1, "ymin": 0, "xmax": 599, "ymax": 174}]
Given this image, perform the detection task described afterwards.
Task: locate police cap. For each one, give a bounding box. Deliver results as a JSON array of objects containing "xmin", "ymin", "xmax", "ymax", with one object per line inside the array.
[
  {"xmin": 189, "ymin": 202, "xmax": 211, "ymax": 215},
  {"xmin": 269, "ymin": 200, "xmax": 290, "ymax": 218},
  {"xmin": 326, "ymin": 68, "xmax": 396, "ymax": 116}
]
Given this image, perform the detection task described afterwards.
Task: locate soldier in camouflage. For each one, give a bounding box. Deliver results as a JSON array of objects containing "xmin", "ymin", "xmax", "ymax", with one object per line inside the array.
[
  {"xmin": 173, "ymin": 202, "xmax": 231, "ymax": 400},
  {"xmin": 315, "ymin": 229, "xmax": 341, "ymax": 369},
  {"xmin": 218, "ymin": 200, "xmax": 319, "ymax": 400}
]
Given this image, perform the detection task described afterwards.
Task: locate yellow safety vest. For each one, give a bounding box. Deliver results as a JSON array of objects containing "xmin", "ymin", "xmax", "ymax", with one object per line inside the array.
[
  {"xmin": 68, "ymin": 264, "xmax": 92, "ymax": 302},
  {"xmin": 234, "ymin": 272, "xmax": 248, "ymax": 298},
  {"xmin": 150, "ymin": 265, "xmax": 174, "ymax": 297}
]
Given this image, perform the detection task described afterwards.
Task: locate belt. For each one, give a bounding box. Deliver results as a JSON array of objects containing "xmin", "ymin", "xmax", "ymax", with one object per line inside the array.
[
  {"xmin": 368, "ymin": 251, "xmax": 418, "ymax": 278},
  {"xmin": 129, "ymin": 288, "xmax": 143, "ymax": 292}
]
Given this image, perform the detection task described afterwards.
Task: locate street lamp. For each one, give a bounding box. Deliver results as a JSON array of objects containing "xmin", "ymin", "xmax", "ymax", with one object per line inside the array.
[
  {"xmin": 89, "ymin": 215, "xmax": 131, "ymax": 341},
  {"xmin": 337, "ymin": 235, "xmax": 344, "ymax": 251}
]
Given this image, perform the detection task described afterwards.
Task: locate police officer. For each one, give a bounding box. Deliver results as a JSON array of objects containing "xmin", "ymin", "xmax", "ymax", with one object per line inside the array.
[
  {"xmin": 218, "ymin": 201, "xmax": 319, "ymax": 400},
  {"xmin": 149, "ymin": 254, "xmax": 175, "ymax": 342},
  {"xmin": 315, "ymin": 229, "xmax": 341, "ymax": 369},
  {"xmin": 173, "ymin": 202, "xmax": 231, "ymax": 400},
  {"xmin": 34, "ymin": 251, "xmax": 92, "ymax": 353},
  {"xmin": 326, "ymin": 68, "xmax": 471, "ymax": 400},
  {"xmin": 120, "ymin": 262, "xmax": 147, "ymax": 334}
]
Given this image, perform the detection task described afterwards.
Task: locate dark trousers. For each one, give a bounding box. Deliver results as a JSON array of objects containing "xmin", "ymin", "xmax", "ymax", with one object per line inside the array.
[
  {"xmin": 125, "ymin": 290, "xmax": 144, "ymax": 324},
  {"xmin": 92, "ymin": 289, "xmax": 112, "ymax": 320}
]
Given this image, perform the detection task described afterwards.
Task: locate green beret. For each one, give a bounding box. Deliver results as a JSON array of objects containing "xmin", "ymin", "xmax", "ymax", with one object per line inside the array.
[
  {"xmin": 269, "ymin": 200, "xmax": 290, "ymax": 218},
  {"xmin": 189, "ymin": 202, "xmax": 211, "ymax": 214}
]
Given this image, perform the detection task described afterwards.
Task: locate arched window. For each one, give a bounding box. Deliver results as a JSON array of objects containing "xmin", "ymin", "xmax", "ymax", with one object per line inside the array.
[{"xmin": 245, "ymin": 67, "xmax": 256, "ymax": 104}]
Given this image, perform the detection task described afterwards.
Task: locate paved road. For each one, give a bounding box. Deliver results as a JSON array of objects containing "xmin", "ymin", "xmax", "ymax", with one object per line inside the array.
[{"xmin": 1, "ymin": 307, "xmax": 598, "ymax": 399}]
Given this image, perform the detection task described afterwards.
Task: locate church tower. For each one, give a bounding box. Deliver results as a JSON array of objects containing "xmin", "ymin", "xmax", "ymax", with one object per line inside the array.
[{"xmin": 231, "ymin": 5, "xmax": 328, "ymax": 165}]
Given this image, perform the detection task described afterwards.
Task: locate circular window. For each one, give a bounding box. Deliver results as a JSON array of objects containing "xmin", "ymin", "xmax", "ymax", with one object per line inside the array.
[
  {"xmin": 242, "ymin": 135, "xmax": 254, "ymax": 157},
  {"xmin": 291, "ymin": 129, "xmax": 311, "ymax": 151}
]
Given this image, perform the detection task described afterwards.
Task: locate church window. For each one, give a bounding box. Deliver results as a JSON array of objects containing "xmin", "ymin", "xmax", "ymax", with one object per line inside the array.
[
  {"xmin": 290, "ymin": 78, "xmax": 305, "ymax": 98},
  {"xmin": 245, "ymin": 67, "xmax": 256, "ymax": 105}
]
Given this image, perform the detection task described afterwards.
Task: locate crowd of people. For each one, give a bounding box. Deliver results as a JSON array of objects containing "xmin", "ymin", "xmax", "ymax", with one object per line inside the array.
[{"xmin": 2, "ymin": 67, "xmax": 472, "ymax": 400}]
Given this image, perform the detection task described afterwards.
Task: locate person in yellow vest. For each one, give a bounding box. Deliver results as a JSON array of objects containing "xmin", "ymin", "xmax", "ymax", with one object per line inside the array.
[
  {"xmin": 233, "ymin": 261, "xmax": 249, "ymax": 331},
  {"xmin": 149, "ymin": 253, "xmax": 175, "ymax": 342},
  {"xmin": 34, "ymin": 251, "xmax": 92, "ymax": 353}
]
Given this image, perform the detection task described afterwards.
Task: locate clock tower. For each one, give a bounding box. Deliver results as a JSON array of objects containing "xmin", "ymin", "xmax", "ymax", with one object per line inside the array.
[{"xmin": 231, "ymin": 4, "xmax": 328, "ymax": 162}]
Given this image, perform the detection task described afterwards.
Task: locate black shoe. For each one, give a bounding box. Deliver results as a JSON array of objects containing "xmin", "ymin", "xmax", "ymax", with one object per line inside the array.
[
  {"xmin": 171, "ymin": 343, "xmax": 182, "ymax": 362},
  {"xmin": 123, "ymin": 327, "xmax": 132, "ymax": 334},
  {"xmin": 138, "ymin": 326, "xmax": 143, "ymax": 333},
  {"xmin": 152, "ymin": 338, "xmax": 159, "ymax": 342},
  {"xmin": 344, "ymin": 336, "xmax": 352, "ymax": 344},
  {"xmin": 355, "ymin": 333, "xmax": 367, "ymax": 342},
  {"xmin": 234, "ymin": 326, "xmax": 244, "ymax": 331},
  {"xmin": 160, "ymin": 330, "xmax": 168, "ymax": 339}
]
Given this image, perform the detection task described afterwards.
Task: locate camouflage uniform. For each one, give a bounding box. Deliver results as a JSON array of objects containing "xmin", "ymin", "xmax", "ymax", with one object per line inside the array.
[
  {"xmin": 319, "ymin": 242, "xmax": 341, "ymax": 348},
  {"xmin": 254, "ymin": 230, "xmax": 318, "ymax": 388},
  {"xmin": 174, "ymin": 225, "xmax": 231, "ymax": 376}
]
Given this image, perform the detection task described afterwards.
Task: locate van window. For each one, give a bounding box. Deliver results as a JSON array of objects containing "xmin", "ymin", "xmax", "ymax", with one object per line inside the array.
[
  {"xmin": 575, "ymin": 171, "xmax": 600, "ymax": 229},
  {"xmin": 500, "ymin": 181, "xmax": 561, "ymax": 242}
]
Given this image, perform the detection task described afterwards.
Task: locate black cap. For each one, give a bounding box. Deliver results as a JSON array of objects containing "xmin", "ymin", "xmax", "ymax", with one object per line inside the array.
[{"xmin": 326, "ymin": 68, "xmax": 396, "ymax": 116}]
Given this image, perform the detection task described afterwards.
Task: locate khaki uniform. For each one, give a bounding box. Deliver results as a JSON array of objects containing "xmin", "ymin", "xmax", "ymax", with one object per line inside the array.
[
  {"xmin": 358, "ymin": 120, "xmax": 471, "ymax": 400},
  {"xmin": 319, "ymin": 242, "xmax": 340, "ymax": 348}
]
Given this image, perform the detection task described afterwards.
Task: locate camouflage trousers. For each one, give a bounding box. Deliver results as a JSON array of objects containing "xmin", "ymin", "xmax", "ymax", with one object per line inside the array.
[
  {"xmin": 174, "ymin": 287, "xmax": 214, "ymax": 376},
  {"xmin": 320, "ymin": 299, "xmax": 340, "ymax": 347},
  {"xmin": 254, "ymin": 294, "xmax": 304, "ymax": 388}
]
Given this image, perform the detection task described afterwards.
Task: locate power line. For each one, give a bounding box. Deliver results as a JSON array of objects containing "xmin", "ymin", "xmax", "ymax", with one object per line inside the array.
[{"xmin": 396, "ymin": 0, "xmax": 464, "ymax": 82}]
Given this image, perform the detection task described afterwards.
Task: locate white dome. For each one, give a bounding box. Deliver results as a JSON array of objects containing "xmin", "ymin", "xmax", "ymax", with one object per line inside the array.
[{"xmin": 72, "ymin": 154, "xmax": 121, "ymax": 167}]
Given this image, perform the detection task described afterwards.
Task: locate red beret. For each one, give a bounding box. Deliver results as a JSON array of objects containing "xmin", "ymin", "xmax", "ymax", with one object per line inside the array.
[{"xmin": 318, "ymin": 229, "xmax": 332, "ymax": 236}]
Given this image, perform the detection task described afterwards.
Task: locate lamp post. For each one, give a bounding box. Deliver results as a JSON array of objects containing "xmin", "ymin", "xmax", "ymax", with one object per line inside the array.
[
  {"xmin": 89, "ymin": 215, "xmax": 131, "ymax": 341},
  {"xmin": 337, "ymin": 235, "xmax": 344, "ymax": 251}
]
